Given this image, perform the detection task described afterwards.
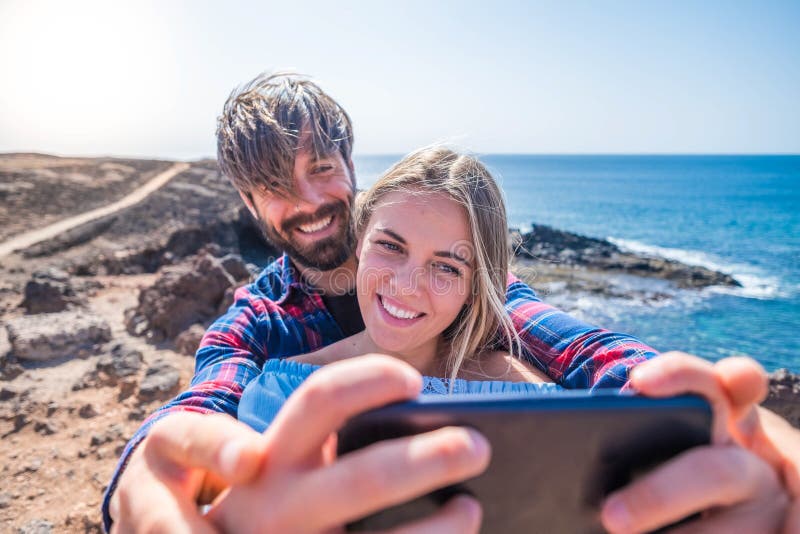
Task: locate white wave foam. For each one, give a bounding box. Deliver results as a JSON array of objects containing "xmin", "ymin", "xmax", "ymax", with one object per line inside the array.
[{"xmin": 608, "ymin": 238, "xmax": 788, "ymax": 300}]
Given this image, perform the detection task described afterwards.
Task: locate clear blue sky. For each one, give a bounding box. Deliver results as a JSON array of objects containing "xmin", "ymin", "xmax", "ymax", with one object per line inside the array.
[{"xmin": 1, "ymin": 0, "xmax": 798, "ymax": 159}]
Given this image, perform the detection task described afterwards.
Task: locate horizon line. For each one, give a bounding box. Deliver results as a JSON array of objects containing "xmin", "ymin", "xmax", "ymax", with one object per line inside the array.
[{"xmin": 2, "ymin": 150, "xmax": 800, "ymax": 162}]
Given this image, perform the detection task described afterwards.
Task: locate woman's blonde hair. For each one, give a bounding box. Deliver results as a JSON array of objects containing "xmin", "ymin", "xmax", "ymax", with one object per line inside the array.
[{"xmin": 355, "ymin": 146, "xmax": 521, "ymax": 383}]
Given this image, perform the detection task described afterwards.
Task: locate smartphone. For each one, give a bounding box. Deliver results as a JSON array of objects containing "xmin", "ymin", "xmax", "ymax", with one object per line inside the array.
[{"xmin": 337, "ymin": 391, "xmax": 711, "ymax": 533}]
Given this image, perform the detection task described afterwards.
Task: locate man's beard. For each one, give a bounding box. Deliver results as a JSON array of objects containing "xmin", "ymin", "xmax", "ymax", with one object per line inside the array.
[{"xmin": 255, "ymin": 200, "xmax": 356, "ymax": 271}]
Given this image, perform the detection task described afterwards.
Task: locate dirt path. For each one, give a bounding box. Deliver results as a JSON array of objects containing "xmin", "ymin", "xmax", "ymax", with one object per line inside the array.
[{"xmin": 0, "ymin": 162, "xmax": 190, "ymax": 258}]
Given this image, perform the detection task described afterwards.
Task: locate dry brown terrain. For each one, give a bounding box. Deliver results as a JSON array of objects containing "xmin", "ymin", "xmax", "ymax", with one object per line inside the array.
[
  {"xmin": 0, "ymin": 154, "xmax": 172, "ymax": 242},
  {"xmin": 0, "ymin": 274, "xmax": 195, "ymax": 532}
]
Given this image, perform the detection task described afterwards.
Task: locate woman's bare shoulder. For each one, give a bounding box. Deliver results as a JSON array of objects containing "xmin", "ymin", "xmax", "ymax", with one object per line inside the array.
[
  {"xmin": 464, "ymin": 351, "xmax": 553, "ymax": 384},
  {"xmin": 289, "ymin": 334, "xmax": 364, "ymax": 366}
]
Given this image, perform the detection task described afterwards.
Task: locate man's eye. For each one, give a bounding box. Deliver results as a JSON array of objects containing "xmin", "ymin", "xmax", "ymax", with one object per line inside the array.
[{"xmin": 312, "ymin": 164, "xmax": 334, "ymax": 174}]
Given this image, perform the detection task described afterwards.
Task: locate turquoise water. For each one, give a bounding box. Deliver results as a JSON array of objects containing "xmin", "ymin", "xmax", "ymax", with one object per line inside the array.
[{"xmin": 354, "ymin": 155, "xmax": 800, "ymax": 372}]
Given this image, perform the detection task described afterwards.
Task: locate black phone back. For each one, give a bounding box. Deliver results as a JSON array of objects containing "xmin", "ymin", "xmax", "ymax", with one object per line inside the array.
[{"xmin": 337, "ymin": 392, "xmax": 711, "ymax": 533}]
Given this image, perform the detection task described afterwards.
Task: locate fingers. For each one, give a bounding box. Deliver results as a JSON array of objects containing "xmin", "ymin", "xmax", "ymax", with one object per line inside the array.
[
  {"xmin": 112, "ymin": 443, "xmax": 217, "ymax": 534},
  {"xmin": 629, "ymin": 352, "xmax": 731, "ymax": 443},
  {"xmin": 601, "ymin": 445, "xmax": 782, "ymax": 534},
  {"xmin": 145, "ymin": 411, "xmax": 266, "ymax": 485},
  {"xmin": 384, "ymin": 494, "xmax": 483, "ymax": 534},
  {"xmin": 265, "ymin": 355, "xmax": 422, "ymax": 466},
  {"xmin": 665, "ymin": 493, "xmax": 788, "ymax": 534},
  {"xmin": 784, "ymin": 500, "xmax": 800, "ymax": 534},
  {"xmin": 713, "ymin": 356, "xmax": 768, "ymax": 411},
  {"xmin": 713, "ymin": 357, "xmax": 769, "ymax": 445},
  {"xmin": 753, "ymin": 407, "xmax": 800, "ymax": 498},
  {"xmin": 287, "ymin": 426, "xmax": 490, "ymax": 531}
]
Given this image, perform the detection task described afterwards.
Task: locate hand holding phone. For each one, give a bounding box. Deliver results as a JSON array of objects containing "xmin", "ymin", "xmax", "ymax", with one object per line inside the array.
[{"xmin": 338, "ymin": 391, "xmax": 711, "ymax": 533}]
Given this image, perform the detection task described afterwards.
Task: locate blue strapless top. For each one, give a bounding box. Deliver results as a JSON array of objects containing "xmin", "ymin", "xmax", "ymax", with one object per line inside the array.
[{"xmin": 239, "ymin": 358, "xmax": 564, "ymax": 433}]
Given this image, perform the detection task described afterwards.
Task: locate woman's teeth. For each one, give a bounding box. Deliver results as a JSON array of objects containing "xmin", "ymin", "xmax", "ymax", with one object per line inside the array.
[
  {"xmin": 298, "ymin": 215, "xmax": 333, "ymax": 233},
  {"xmin": 381, "ymin": 297, "xmax": 422, "ymax": 320}
]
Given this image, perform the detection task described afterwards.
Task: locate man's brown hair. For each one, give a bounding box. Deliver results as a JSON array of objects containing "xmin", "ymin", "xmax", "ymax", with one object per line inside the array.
[{"xmin": 216, "ymin": 72, "xmax": 354, "ymax": 195}]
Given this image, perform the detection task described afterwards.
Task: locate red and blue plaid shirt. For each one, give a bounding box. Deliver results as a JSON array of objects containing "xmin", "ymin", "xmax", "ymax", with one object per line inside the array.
[{"xmin": 102, "ymin": 253, "xmax": 657, "ymax": 530}]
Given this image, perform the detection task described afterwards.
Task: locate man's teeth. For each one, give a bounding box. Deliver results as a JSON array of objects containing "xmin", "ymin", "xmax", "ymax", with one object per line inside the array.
[
  {"xmin": 298, "ymin": 215, "xmax": 333, "ymax": 233},
  {"xmin": 381, "ymin": 297, "xmax": 422, "ymax": 320}
]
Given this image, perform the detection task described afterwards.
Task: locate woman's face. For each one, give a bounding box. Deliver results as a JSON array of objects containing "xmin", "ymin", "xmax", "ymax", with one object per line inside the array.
[{"xmin": 356, "ymin": 190, "xmax": 475, "ymax": 359}]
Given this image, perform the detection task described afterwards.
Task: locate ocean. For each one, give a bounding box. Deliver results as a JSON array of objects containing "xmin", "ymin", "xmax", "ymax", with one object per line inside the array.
[{"xmin": 353, "ymin": 155, "xmax": 800, "ymax": 372}]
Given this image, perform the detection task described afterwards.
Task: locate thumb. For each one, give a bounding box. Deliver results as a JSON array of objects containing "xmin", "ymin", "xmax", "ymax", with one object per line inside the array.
[{"xmin": 145, "ymin": 412, "xmax": 267, "ymax": 486}]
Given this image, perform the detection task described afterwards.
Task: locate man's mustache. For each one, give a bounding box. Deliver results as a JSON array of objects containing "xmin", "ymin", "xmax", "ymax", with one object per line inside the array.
[{"xmin": 281, "ymin": 201, "xmax": 348, "ymax": 233}]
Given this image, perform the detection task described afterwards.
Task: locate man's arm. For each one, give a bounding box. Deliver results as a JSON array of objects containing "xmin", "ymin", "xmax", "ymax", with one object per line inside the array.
[
  {"xmin": 108, "ymin": 356, "xmax": 488, "ymax": 534},
  {"xmin": 504, "ymin": 274, "xmax": 658, "ymax": 390},
  {"xmin": 102, "ymin": 285, "xmax": 269, "ymax": 531}
]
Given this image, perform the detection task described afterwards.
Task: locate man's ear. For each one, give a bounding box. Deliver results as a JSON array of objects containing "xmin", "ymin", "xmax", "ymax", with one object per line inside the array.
[{"xmin": 238, "ymin": 190, "xmax": 259, "ymax": 220}]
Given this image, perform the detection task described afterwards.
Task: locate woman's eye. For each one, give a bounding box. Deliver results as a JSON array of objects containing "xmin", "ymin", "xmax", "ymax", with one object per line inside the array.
[
  {"xmin": 376, "ymin": 240, "xmax": 401, "ymax": 252},
  {"xmin": 433, "ymin": 262, "xmax": 461, "ymax": 276}
]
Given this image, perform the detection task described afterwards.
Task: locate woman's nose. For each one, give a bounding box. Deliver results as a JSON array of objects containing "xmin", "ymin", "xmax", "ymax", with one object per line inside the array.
[{"xmin": 390, "ymin": 260, "xmax": 426, "ymax": 298}]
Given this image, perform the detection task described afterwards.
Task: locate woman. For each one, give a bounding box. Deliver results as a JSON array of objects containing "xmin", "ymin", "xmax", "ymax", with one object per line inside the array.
[{"xmin": 238, "ymin": 146, "xmax": 556, "ymax": 432}]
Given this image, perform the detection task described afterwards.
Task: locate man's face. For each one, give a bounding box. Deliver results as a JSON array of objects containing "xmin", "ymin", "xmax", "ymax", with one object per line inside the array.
[{"xmin": 242, "ymin": 144, "xmax": 356, "ymax": 272}]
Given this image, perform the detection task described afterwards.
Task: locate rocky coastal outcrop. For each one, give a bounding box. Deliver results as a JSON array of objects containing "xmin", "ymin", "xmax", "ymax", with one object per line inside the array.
[
  {"xmin": 765, "ymin": 368, "xmax": 800, "ymax": 428},
  {"xmin": 512, "ymin": 224, "xmax": 741, "ymax": 289}
]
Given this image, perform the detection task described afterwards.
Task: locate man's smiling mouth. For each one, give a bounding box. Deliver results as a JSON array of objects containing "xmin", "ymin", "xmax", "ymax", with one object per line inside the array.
[{"xmin": 297, "ymin": 215, "xmax": 334, "ymax": 234}]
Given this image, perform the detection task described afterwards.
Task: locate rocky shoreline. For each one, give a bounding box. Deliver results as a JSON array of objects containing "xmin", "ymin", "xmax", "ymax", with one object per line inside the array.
[
  {"xmin": 0, "ymin": 155, "xmax": 797, "ymax": 532},
  {"xmin": 512, "ymin": 224, "xmax": 741, "ymax": 289}
]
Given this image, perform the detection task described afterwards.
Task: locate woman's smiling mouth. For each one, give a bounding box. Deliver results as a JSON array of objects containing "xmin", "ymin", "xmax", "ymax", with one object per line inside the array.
[{"xmin": 378, "ymin": 295, "xmax": 424, "ymax": 321}]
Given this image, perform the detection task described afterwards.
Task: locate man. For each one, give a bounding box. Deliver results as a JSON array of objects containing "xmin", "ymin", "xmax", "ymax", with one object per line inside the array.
[{"xmin": 103, "ymin": 72, "xmax": 797, "ymax": 532}]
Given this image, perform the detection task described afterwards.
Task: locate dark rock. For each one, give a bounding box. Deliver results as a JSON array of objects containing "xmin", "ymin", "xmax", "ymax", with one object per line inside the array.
[
  {"xmin": 89, "ymin": 423, "xmax": 124, "ymax": 448},
  {"xmin": 514, "ymin": 224, "xmax": 741, "ymax": 289},
  {"xmin": 20, "ymin": 268, "xmax": 85, "ymax": 314},
  {"xmin": 17, "ymin": 519, "xmax": 53, "ymax": 534},
  {"xmin": 770, "ymin": 368, "xmax": 797, "ymax": 387},
  {"xmin": 138, "ymin": 359, "xmax": 181, "ymax": 402},
  {"xmin": 75, "ymin": 345, "xmax": 143, "ymax": 391},
  {"xmin": 118, "ymin": 377, "xmax": 137, "ymax": 401},
  {"xmin": 0, "ymin": 385, "xmax": 19, "ymax": 401},
  {"xmin": 65, "ymin": 511, "xmax": 102, "ymax": 533},
  {"xmin": 1, "ymin": 361, "xmax": 24, "ymax": 381},
  {"xmin": 96, "ymin": 345, "xmax": 143, "ymax": 382},
  {"xmin": 125, "ymin": 252, "xmax": 238, "ymax": 341},
  {"xmin": 220, "ymin": 253, "xmax": 251, "ymax": 282},
  {"xmin": 216, "ymin": 286, "xmax": 238, "ymax": 316},
  {"xmin": 174, "ymin": 323, "xmax": 206, "ymax": 356},
  {"xmin": 128, "ymin": 406, "xmax": 146, "ymax": 421},
  {"xmin": 33, "ymin": 419, "xmax": 58, "ymax": 435},
  {"xmin": 78, "ymin": 403, "xmax": 98, "ymax": 419},
  {"xmin": 764, "ymin": 368, "xmax": 800, "ymax": 428},
  {"xmin": 5, "ymin": 311, "xmax": 111, "ymax": 362}
]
